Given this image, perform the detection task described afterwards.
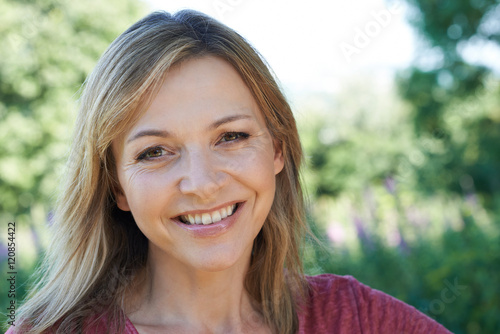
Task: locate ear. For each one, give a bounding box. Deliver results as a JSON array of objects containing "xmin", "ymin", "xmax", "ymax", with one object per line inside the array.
[
  {"xmin": 273, "ymin": 140, "xmax": 285, "ymax": 175},
  {"xmin": 113, "ymin": 184, "xmax": 130, "ymax": 212}
]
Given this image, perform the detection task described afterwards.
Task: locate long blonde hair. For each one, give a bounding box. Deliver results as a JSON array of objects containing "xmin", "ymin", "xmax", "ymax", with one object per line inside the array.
[{"xmin": 16, "ymin": 10, "xmax": 308, "ymax": 333}]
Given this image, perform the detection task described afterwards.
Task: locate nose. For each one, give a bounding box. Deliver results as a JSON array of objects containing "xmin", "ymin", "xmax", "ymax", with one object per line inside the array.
[{"xmin": 178, "ymin": 147, "xmax": 229, "ymax": 200}]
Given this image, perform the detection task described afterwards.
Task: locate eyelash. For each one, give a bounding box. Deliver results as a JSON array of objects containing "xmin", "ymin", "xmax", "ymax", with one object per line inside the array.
[
  {"xmin": 219, "ymin": 131, "xmax": 250, "ymax": 143},
  {"xmin": 136, "ymin": 146, "xmax": 168, "ymax": 161},
  {"xmin": 135, "ymin": 131, "xmax": 250, "ymax": 161}
]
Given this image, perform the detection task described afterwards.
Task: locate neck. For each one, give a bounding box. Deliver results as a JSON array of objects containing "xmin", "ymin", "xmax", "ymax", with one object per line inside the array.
[{"xmin": 126, "ymin": 245, "xmax": 266, "ymax": 333}]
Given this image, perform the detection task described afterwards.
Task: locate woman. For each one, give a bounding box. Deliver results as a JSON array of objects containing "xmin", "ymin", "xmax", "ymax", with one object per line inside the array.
[{"xmin": 11, "ymin": 10, "xmax": 451, "ymax": 334}]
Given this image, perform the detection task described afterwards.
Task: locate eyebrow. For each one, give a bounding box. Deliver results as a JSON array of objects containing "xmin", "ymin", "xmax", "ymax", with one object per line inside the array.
[
  {"xmin": 209, "ymin": 114, "xmax": 252, "ymax": 130},
  {"xmin": 126, "ymin": 129, "xmax": 171, "ymax": 143},
  {"xmin": 126, "ymin": 114, "xmax": 253, "ymax": 144}
]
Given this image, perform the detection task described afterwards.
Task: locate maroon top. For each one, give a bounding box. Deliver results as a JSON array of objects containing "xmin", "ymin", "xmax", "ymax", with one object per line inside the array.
[
  {"xmin": 5, "ymin": 274, "xmax": 452, "ymax": 333},
  {"xmin": 298, "ymin": 274, "xmax": 452, "ymax": 333}
]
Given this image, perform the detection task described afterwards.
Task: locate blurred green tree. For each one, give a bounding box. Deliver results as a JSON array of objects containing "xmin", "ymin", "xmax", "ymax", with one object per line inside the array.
[
  {"xmin": 397, "ymin": 0, "xmax": 500, "ymax": 203},
  {"xmin": 0, "ymin": 0, "xmax": 146, "ymax": 226},
  {"xmin": 298, "ymin": 80, "xmax": 415, "ymax": 198}
]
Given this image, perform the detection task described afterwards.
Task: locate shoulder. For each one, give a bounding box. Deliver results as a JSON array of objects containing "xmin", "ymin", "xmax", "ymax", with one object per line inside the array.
[
  {"xmin": 298, "ymin": 273, "xmax": 452, "ymax": 334},
  {"xmin": 4, "ymin": 313, "xmax": 139, "ymax": 334}
]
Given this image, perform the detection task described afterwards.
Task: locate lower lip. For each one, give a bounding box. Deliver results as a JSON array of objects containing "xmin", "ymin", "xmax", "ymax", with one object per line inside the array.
[{"xmin": 172, "ymin": 202, "xmax": 245, "ymax": 238}]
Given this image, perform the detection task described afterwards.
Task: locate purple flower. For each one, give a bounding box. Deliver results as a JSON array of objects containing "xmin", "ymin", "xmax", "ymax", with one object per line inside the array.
[
  {"xmin": 385, "ymin": 176, "xmax": 396, "ymax": 194},
  {"xmin": 0, "ymin": 242, "xmax": 7, "ymax": 263},
  {"xmin": 353, "ymin": 215, "xmax": 373, "ymax": 250}
]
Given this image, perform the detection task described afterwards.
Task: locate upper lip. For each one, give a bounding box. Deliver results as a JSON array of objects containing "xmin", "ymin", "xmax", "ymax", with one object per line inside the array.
[{"xmin": 173, "ymin": 200, "xmax": 242, "ymax": 217}]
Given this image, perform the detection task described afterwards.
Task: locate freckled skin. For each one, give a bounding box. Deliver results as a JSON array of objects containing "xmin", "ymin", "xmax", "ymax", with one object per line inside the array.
[{"xmin": 113, "ymin": 55, "xmax": 284, "ymax": 275}]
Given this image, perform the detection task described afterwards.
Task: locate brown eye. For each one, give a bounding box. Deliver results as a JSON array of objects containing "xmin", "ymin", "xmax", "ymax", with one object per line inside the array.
[
  {"xmin": 219, "ymin": 132, "xmax": 249, "ymax": 143},
  {"xmin": 146, "ymin": 148, "xmax": 164, "ymax": 158},
  {"xmin": 137, "ymin": 147, "xmax": 167, "ymax": 161}
]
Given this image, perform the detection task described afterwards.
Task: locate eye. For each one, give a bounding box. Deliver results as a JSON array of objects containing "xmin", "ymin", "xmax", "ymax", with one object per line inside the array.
[
  {"xmin": 136, "ymin": 146, "xmax": 169, "ymax": 161},
  {"xmin": 219, "ymin": 132, "xmax": 250, "ymax": 143}
]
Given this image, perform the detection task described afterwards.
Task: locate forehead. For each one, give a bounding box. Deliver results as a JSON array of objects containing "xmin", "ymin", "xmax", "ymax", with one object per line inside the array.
[{"xmin": 128, "ymin": 55, "xmax": 266, "ymax": 132}]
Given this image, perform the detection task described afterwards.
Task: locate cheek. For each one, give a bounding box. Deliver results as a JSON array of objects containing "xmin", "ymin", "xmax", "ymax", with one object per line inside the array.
[
  {"xmin": 120, "ymin": 169, "xmax": 174, "ymax": 219},
  {"xmin": 223, "ymin": 137, "xmax": 277, "ymax": 174},
  {"xmin": 224, "ymin": 148, "xmax": 277, "ymax": 204}
]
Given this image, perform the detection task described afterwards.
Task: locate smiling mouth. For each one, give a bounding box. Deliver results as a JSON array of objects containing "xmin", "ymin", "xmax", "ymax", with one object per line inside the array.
[{"xmin": 177, "ymin": 203, "xmax": 240, "ymax": 225}]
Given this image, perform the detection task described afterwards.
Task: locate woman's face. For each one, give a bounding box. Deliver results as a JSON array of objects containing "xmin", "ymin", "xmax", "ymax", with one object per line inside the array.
[{"xmin": 113, "ymin": 56, "xmax": 284, "ymax": 272}]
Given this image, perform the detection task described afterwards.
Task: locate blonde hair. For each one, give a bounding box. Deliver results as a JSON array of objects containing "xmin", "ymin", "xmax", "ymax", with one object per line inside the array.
[{"xmin": 16, "ymin": 10, "xmax": 308, "ymax": 333}]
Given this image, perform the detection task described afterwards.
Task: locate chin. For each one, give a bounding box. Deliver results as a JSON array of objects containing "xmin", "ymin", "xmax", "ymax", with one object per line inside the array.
[{"xmin": 188, "ymin": 247, "xmax": 251, "ymax": 273}]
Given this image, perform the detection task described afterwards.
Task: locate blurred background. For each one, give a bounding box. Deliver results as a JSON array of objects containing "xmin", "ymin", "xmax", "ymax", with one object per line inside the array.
[{"xmin": 1, "ymin": 0, "xmax": 499, "ymax": 332}]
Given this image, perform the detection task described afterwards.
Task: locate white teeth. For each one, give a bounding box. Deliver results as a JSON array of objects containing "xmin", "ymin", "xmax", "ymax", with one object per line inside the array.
[
  {"xmin": 211, "ymin": 210, "xmax": 222, "ymax": 223},
  {"xmin": 179, "ymin": 203, "xmax": 239, "ymax": 225},
  {"xmin": 220, "ymin": 207, "xmax": 228, "ymax": 219},
  {"xmin": 202, "ymin": 213, "xmax": 212, "ymax": 225},
  {"xmin": 228, "ymin": 204, "xmax": 236, "ymax": 216}
]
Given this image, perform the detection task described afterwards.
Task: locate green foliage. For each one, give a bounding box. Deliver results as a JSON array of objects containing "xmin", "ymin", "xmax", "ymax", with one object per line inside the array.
[
  {"xmin": 297, "ymin": 80, "xmax": 414, "ymax": 198},
  {"xmin": 0, "ymin": 0, "xmax": 146, "ymax": 223},
  {"xmin": 412, "ymin": 80, "xmax": 500, "ymax": 204},
  {"xmin": 397, "ymin": 0, "xmax": 500, "ymax": 198},
  {"xmin": 405, "ymin": 0, "xmax": 499, "ymax": 48}
]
